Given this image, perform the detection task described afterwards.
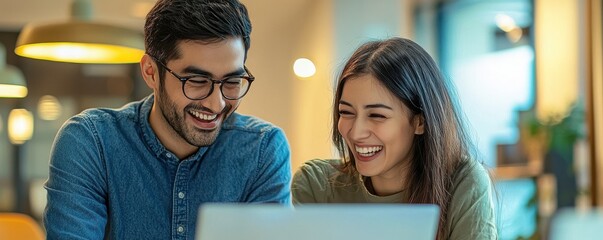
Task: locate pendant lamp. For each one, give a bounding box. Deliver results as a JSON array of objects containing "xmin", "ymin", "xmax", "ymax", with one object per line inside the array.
[
  {"xmin": 14, "ymin": 0, "xmax": 144, "ymax": 64},
  {"xmin": 8, "ymin": 108, "xmax": 34, "ymax": 145},
  {"xmin": 0, "ymin": 43, "xmax": 27, "ymax": 98}
]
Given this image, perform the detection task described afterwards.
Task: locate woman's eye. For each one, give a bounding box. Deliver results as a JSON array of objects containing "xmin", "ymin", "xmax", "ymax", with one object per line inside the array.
[
  {"xmin": 338, "ymin": 110, "xmax": 353, "ymax": 116},
  {"xmin": 369, "ymin": 114, "xmax": 386, "ymax": 119}
]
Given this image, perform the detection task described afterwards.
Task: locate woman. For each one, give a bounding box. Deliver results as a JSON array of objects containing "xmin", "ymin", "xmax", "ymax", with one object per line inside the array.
[{"xmin": 292, "ymin": 37, "xmax": 497, "ymax": 239}]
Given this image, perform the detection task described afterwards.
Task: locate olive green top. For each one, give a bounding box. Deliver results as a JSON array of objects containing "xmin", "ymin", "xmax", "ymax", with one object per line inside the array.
[{"xmin": 292, "ymin": 159, "xmax": 498, "ymax": 240}]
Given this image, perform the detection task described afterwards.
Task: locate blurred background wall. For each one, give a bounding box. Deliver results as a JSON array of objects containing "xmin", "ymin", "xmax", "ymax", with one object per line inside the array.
[{"xmin": 0, "ymin": 0, "xmax": 601, "ymax": 239}]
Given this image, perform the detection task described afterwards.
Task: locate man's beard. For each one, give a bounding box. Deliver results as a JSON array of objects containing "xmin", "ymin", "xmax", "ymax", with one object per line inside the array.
[{"xmin": 156, "ymin": 87, "xmax": 232, "ymax": 147}]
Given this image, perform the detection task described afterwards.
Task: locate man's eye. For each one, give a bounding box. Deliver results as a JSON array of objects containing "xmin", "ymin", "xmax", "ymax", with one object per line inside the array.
[
  {"xmin": 187, "ymin": 77, "xmax": 211, "ymax": 85},
  {"xmin": 225, "ymin": 78, "xmax": 242, "ymax": 84},
  {"xmin": 224, "ymin": 79, "xmax": 243, "ymax": 87}
]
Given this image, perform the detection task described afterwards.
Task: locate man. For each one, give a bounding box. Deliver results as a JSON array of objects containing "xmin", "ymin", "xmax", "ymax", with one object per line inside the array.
[{"xmin": 44, "ymin": 0, "xmax": 291, "ymax": 239}]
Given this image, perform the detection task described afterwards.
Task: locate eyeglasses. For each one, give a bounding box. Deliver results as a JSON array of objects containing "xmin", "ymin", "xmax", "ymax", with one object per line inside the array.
[{"xmin": 150, "ymin": 56, "xmax": 254, "ymax": 100}]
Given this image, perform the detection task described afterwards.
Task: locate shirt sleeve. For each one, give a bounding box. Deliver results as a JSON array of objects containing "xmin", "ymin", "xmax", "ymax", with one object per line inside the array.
[
  {"xmin": 447, "ymin": 161, "xmax": 498, "ymax": 240},
  {"xmin": 292, "ymin": 160, "xmax": 332, "ymax": 204},
  {"xmin": 292, "ymin": 164, "xmax": 316, "ymax": 204},
  {"xmin": 243, "ymin": 127, "xmax": 292, "ymax": 204},
  {"xmin": 44, "ymin": 115, "xmax": 108, "ymax": 240}
]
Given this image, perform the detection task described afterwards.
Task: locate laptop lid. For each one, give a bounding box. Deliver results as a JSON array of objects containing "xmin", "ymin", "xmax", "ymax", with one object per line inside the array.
[{"xmin": 196, "ymin": 204, "xmax": 440, "ymax": 240}]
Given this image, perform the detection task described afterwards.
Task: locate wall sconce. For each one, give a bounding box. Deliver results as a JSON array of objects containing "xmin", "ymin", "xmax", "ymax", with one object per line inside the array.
[
  {"xmin": 14, "ymin": 0, "xmax": 144, "ymax": 64},
  {"xmin": 37, "ymin": 95, "xmax": 63, "ymax": 121},
  {"xmin": 8, "ymin": 109, "xmax": 34, "ymax": 145},
  {"xmin": 293, "ymin": 58, "xmax": 316, "ymax": 78},
  {"xmin": 0, "ymin": 44, "xmax": 28, "ymax": 98}
]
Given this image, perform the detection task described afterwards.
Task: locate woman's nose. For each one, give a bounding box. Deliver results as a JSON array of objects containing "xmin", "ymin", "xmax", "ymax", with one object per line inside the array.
[{"xmin": 348, "ymin": 118, "xmax": 371, "ymax": 141}]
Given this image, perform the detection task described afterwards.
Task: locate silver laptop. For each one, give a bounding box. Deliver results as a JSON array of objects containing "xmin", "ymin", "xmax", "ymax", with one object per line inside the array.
[{"xmin": 196, "ymin": 203, "xmax": 440, "ymax": 240}]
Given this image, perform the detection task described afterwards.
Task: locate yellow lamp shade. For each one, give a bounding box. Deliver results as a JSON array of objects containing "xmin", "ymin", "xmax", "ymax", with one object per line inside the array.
[
  {"xmin": 0, "ymin": 84, "xmax": 28, "ymax": 98},
  {"xmin": 0, "ymin": 65, "xmax": 28, "ymax": 98},
  {"xmin": 8, "ymin": 109, "xmax": 34, "ymax": 145},
  {"xmin": 0, "ymin": 44, "xmax": 28, "ymax": 98},
  {"xmin": 15, "ymin": 21, "xmax": 144, "ymax": 64}
]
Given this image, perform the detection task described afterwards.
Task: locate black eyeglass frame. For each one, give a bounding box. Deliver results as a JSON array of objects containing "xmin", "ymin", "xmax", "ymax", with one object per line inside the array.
[{"xmin": 150, "ymin": 55, "xmax": 255, "ymax": 100}]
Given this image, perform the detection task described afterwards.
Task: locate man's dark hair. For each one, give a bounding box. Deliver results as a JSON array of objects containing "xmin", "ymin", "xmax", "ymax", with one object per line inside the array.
[{"xmin": 144, "ymin": 0, "xmax": 252, "ymax": 77}]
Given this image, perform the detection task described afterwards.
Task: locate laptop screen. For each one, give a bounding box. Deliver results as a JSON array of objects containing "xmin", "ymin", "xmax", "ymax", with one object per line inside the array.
[{"xmin": 196, "ymin": 204, "xmax": 440, "ymax": 240}]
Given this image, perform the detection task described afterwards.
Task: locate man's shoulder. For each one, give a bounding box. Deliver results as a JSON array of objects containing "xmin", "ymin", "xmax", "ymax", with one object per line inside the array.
[
  {"xmin": 223, "ymin": 112, "xmax": 281, "ymax": 134},
  {"xmin": 75, "ymin": 100, "xmax": 142, "ymax": 124}
]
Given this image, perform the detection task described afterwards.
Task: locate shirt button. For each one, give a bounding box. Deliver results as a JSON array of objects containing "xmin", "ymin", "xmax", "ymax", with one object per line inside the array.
[
  {"xmin": 166, "ymin": 153, "xmax": 172, "ymax": 158},
  {"xmin": 178, "ymin": 192, "xmax": 185, "ymax": 199},
  {"xmin": 177, "ymin": 226, "xmax": 184, "ymax": 233}
]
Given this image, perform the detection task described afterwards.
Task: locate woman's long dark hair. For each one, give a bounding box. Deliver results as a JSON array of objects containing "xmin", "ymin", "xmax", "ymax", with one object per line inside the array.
[{"xmin": 333, "ymin": 37, "xmax": 476, "ymax": 239}]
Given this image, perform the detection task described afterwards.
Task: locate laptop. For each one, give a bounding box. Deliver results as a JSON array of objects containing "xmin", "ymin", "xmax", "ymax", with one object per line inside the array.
[
  {"xmin": 549, "ymin": 207, "xmax": 603, "ymax": 240},
  {"xmin": 195, "ymin": 203, "xmax": 440, "ymax": 240}
]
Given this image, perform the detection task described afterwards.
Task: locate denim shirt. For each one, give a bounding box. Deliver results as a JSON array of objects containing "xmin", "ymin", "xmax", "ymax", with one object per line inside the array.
[{"xmin": 44, "ymin": 95, "xmax": 291, "ymax": 240}]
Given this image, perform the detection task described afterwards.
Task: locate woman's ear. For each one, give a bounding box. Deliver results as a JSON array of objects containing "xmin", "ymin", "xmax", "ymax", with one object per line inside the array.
[
  {"xmin": 140, "ymin": 54, "xmax": 158, "ymax": 89},
  {"xmin": 413, "ymin": 114, "xmax": 425, "ymax": 135}
]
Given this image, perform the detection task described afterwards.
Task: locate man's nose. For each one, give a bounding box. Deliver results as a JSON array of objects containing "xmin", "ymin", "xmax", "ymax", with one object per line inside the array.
[{"xmin": 202, "ymin": 84, "xmax": 226, "ymax": 113}]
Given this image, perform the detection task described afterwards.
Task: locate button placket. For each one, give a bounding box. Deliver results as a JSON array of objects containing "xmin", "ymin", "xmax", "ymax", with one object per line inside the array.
[{"xmin": 172, "ymin": 160, "xmax": 190, "ymax": 238}]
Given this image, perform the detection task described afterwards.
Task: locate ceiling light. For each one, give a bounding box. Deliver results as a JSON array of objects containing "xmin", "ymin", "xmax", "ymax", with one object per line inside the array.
[
  {"xmin": 38, "ymin": 95, "xmax": 63, "ymax": 121},
  {"xmin": 15, "ymin": 0, "xmax": 144, "ymax": 64},
  {"xmin": 495, "ymin": 14, "xmax": 517, "ymax": 32},
  {"xmin": 0, "ymin": 43, "xmax": 27, "ymax": 98},
  {"xmin": 293, "ymin": 58, "xmax": 316, "ymax": 78},
  {"xmin": 8, "ymin": 108, "xmax": 34, "ymax": 145}
]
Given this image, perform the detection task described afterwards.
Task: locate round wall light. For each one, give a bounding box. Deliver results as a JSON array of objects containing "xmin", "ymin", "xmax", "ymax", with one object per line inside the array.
[
  {"xmin": 293, "ymin": 58, "xmax": 316, "ymax": 78},
  {"xmin": 8, "ymin": 108, "xmax": 34, "ymax": 145}
]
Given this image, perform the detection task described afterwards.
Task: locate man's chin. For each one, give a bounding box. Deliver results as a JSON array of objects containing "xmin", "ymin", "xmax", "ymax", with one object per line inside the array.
[
  {"xmin": 185, "ymin": 107, "xmax": 234, "ymax": 146},
  {"xmin": 187, "ymin": 127, "xmax": 221, "ymax": 147}
]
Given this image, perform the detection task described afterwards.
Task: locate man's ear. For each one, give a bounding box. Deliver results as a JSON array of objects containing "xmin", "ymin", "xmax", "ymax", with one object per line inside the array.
[
  {"xmin": 413, "ymin": 114, "xmax": 425, "ymax": 135},
  {"xmin": 140, "ymin": 54, "xmax": 158, "ymax": 89}
]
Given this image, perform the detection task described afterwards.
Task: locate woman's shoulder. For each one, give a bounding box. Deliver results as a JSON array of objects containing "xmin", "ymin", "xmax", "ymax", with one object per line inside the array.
[
  {"xmin": 293, "ymin": 159, "xmax": 343, "ymax": 188},
  {"xmin": 298, "ymin": 159, "xmax": 342, "ymax": 174},
  {"xmin": 447, "ymin": 159, "xmax": 498, "ymax": 238},
  {"xmin": 292, "ymin": 159, "xmax": 348, "ymax": 203},
  {"xmin": 452, "ymin": 159, "xmax": 493, "ymax": 192}
]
